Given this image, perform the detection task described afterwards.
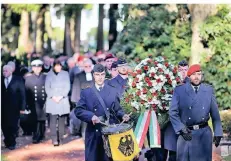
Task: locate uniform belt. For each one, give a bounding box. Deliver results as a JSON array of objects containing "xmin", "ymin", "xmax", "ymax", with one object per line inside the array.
[{"xmin": 188, "ymin": 122, "xmax": 208, "ymax": 130}]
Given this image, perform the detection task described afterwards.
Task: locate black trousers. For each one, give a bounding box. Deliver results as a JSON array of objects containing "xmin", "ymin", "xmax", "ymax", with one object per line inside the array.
[
  {"xmin": 50, "ymin": 114, "xmax": 65, "ymax": 143},
  {"xmin": 2, "ymin": 122, "xmax": 18, "ymax": 147},
  {"xmin": 32, "ymin": 121, "xmax": 46, "ymax": 141},
  {"xmin": 168, "ymin": 151, "xmax": 176, "ymax": 161}
]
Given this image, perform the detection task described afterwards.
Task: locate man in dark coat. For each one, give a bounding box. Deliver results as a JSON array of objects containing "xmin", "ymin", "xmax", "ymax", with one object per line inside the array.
[
  {"xmin": 170, "ymin": 64, "xmax": 223, "ymax": 161},
  {"xmin": 1, "ymin": 65, "xmax": 26, "ymax": 150},
  {"xmin": 75, "ymin": 64, "xmax": 130, "ymax": 161},
  {"xmin": 108, "ymin": 58, "xmax": 129, "ymax": 98},
  {"xmin": 164, "ymin": 60, "xmax": 189, "ymax": 161},
  {"xmin": 71, "ymin": 58, "xmax": 94, "ymax": 137},
  {"xmin": 25, "ymin": 59, "xmax": 47, "ymax": 143}
]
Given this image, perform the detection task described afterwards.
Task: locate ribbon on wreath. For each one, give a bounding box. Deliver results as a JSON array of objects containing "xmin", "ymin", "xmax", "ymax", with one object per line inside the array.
[{"xmin": 134, "ymin": 110, "xmax": 161, "ymax": 149}]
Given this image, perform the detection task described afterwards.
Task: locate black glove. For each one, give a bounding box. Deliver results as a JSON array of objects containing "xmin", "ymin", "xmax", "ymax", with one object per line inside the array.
[
  {"xmin": 213, "ymin": 136, "xmax": 222, "ymax": 147},
  {"xmin": 180, "ymin": 127, "xmax": 192, "ymax": 141}
]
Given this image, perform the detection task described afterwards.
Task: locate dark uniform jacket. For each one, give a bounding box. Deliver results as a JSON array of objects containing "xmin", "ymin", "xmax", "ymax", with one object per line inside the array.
[
  {"xmin": 75, "ymin": 84, "xmax": 125, "ymax": 161},
  {"xmin": 108, "ymin": 74, "xmax": 128, "ymax": 98},
  {"xmin": 25, "ymin": 73, "xmax": 47, "ymax": 121},
  {"xmin": 169, "ymin": 82, "xmax": 223, "ymax": 161},
  {"xmin": 71, "ymin": 71, "xmax": 94, "ymax": 103},
  {"xmin": 164, "ymin": 76, "xmax": 190, "ymax": 152}
]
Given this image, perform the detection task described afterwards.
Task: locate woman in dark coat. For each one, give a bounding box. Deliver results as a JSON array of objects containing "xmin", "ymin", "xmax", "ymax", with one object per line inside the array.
[{"xmin": 45, "ymin": 59, "xmax": 70, "ymax": 146}]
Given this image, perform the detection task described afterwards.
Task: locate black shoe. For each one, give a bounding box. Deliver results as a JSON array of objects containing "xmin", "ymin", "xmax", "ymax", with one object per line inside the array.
[
  {"xmin": 7, "ymin": 145, "xmax": 16, "ymax": 150},
  {"xmin": 32, "ymin": 139, "xmax": 40, "ymax": 144},
  {"xmin": 53, "ymin": 141, "xmax": 59, "ymax": 146}
]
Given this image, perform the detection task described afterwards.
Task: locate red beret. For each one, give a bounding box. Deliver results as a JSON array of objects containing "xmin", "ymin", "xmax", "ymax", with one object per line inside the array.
[
  {"xmin": 187, "ymin": 64, "xmax": 201, "ymax": 76},
  {"xmin": 77, "ymin": 55, "xmax": 85, "ymax": 62},
  {"xmin": 104, "ymin": 53, "xmax": 115, "ymax": 61}
]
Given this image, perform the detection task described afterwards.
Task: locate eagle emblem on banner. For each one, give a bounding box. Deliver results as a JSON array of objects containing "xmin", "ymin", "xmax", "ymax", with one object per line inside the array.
[{"xmin": 118, "ymin": 134, "xmax": 134, "ymax": 156}]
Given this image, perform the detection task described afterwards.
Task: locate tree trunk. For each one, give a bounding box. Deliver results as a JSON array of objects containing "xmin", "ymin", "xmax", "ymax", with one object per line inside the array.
[
  {"xmin": 31, "ymin": 11, "xmax": 37, "ymax": 52},
  {"xmin": 70, "ymin": 17, "xmax": 75, "ymax": 50},
  {"xmin": 64, "ymin": 17, "xmax": 73, "ymax": 56},
  {"xmin": 36, "ymin": 4, "xmax": 46, "ymax": 54},
  {"xmin": 187, "ymin": 4, "xmax": 217, "ymax": 64},
  {"xmin": 18, "ymin": 10, "xmax": 31, "ymax": 54},
  {"xmin": 74, "ymin": 9, "xmax": 82, "ymax": 53},
  {"xmin": 97, "ymin": 4, "xmax": 104, "ymax": 52},
  {"xmin": 45, "ymin": 9, "xmax": 53, "ymax": 53},
  {"xmin": 108, "ymin": 4, "xmax": 118, "ymax": 50}
]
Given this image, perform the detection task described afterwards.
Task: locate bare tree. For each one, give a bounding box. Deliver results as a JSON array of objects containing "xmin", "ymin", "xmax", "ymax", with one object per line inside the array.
[{"xmin": 97, "ymin": 4, "xmax": 104, "ymax": 52}]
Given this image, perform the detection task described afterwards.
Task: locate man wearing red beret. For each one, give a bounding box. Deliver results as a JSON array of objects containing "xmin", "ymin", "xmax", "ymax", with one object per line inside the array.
[
  {"xmin": 104, "ymin": 53, "xmax": 117, "ymax": 79},
  {"xmin": 169, "ymin": 64, "xmax": 223, "ymax": 161}
]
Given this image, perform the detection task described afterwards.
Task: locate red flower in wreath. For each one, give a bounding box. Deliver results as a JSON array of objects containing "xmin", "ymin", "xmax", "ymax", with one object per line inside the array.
[
  {"xmin": 135, "ymin": 77, "xmax": 139, "ymax": 83},
  {"xmin": 152, "ymin": 92, "xmax": 158, "ymax": 96},
  {"xmin": 151, "ymin": 72, "xmax": 155, "ymax": 77},
  {"xmin": 142, "ymin": 88, "xmax": 148, "ymax": 94},
  {"xmin": 158, "ymin": 68, "xmax": 163, "ymax": 73},
  {"xmin": 157, "ymin": 78, "xmax": 162, "ymax": 83},
  {"xmin": 132, "ymin": 82, "xmax": 136, "ymax": 88},
  {"xmin": 161, "ymin": 88, "xmax": 166, "ymax": 94},
  {"xmin": 152, "ymin": 104, "xmax": 157, "ymax": 111},
  {"xmin": 137, "ymin": 69, "xmax": 142, "ymax": 74},
  {"xmin": 144, "ymin": 77, "xmax": 150, "ymax": 83},
  {"xmin": 176, "ymin": 77, "xmax": 181, "ymax": 83},
  {"xmin": 147, "ymin": 81, "xmax": 152, "ymax": 87},
  {"xmin": 165, "ymin": 74, "xmax": 170, "ymax": 79},
  {"xmin": 143, "ymin": 66, "xmax": 149, "ymax": 71},
  {"xmin": 165, "ymin": 62, "xmax": 169, "ymax": 67},
  {"xmin": 131, "ymin": 72, "xmax": 137, "ymax": 77},
  {"xmin": 136, "ymin": 90, "xmax": 141, "ymax": 96}
]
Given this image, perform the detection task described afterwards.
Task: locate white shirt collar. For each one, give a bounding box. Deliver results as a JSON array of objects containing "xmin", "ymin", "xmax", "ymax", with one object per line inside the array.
[
  {"xmin": 5, "ymin": 75, "xmax": 12, "ymax": 82},
  {"xmin": 95, "ymin": 83, "xmax": 104, "ymax": 91},
  {"xmin": 86, "ymin": 72, "xmax": 93, "ymax": 81},
  {"xmin": 5, "ymin": 75, "xmax": 12, "ymax": 87}
]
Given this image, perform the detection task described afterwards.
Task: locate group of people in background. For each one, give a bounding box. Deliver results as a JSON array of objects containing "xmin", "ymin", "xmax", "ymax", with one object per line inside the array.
[
  {"xmin": 1, "ymin": 50, "xmax": 129, "ymax": 149},
  {"xmin": 1, "ymin": 50, "xmax": 223, "ymax": 161}
]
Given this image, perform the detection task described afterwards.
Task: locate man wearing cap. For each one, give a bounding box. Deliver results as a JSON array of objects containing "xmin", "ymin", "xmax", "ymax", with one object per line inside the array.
[
  {"xmin": 104, "ymin": 53, "xmax": 116, "ymax": 79},
  {"xmin": 164, "ymin": 60, "xmax": 190, "ymax": 161},
  {"xmin": 25, "ymin": 59, "xmax": 47, "ymax": 143},
  {"xmin": 169, "ymin": 64, "xmax": 223, "ymax": 161},
  {"xmin": 110, "ymin": 61, "xmax": 119, "ymax": 78},
  {"xmin": 108, "ymin": 58, "xmax": 129, "ymax": 98},
  {"xmin": 74, "ymin": 64, "xmax": 130, "ymax": 161}
]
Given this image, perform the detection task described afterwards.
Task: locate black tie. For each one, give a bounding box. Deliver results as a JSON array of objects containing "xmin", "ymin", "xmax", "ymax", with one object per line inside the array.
[
  {"xmin": 99, "ymin": 87, "xmax": 102, "ymax": 91},
  {"xmin": 194, "ymin": 86, "xmax": 198, "ymax": 94}
]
